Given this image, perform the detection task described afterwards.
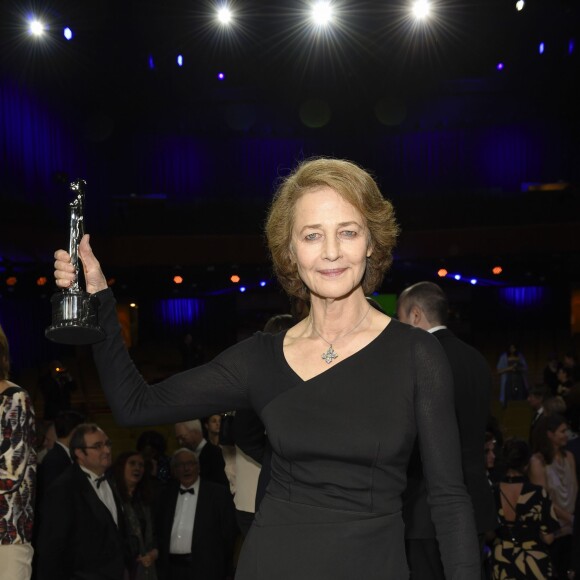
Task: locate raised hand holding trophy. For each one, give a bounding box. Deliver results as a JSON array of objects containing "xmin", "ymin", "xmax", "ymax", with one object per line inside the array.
[{"xmin": 45, "ymin": 180, "xmax": 105, "ymax": 345}]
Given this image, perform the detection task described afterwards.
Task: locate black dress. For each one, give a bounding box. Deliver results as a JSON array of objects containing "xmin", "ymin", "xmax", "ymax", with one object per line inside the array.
[{"xmin": 92, "ymin": 289, "xmax": 480, "ymax": 579}]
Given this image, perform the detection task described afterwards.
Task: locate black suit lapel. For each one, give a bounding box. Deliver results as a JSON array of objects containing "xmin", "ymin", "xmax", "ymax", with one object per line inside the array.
[
  {"xmin": 75, "ymin": 466, "xmax": 120, "ymax": 530},
  {"xmin": 191, "ymin": 480, "xmax": 207, "ymax": 550}
]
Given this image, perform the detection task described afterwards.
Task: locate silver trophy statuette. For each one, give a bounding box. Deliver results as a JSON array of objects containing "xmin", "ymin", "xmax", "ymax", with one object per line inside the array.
[{"xmin": 45, "ymin": 179, "xmax": 106, "ymax": 345}]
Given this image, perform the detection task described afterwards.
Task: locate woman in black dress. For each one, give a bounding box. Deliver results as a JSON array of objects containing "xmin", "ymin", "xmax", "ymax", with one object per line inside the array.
[
  {"xmin": 111, "ymin": 451, "xmax": 159, "ymax": 580},
  {"xmin": 53, "ymin": 157, "xmax": 480, "ymax": 579}
]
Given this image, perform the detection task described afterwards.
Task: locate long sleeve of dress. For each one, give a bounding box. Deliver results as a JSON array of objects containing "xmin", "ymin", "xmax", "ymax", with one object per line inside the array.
[
  {"xmin": 411, "ymin": 330, "xmax": 480, "ymax": 579},
  {"xmin": 92, "ymin": 289, "xmax": 251, "ymax": 426}
]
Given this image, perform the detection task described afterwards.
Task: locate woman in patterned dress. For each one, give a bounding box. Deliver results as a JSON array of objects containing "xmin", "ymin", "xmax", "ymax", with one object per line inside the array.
[
  {"xmin": 0, "ymin": 323, "xmax": 37, "ymax": 579},
  {"xmin": 491, "ymin": 438, "xmax": 559, "ymax": 579}
]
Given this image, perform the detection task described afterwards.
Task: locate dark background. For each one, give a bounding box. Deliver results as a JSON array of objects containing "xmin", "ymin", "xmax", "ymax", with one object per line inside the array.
[{"xmin": 0, "ymin": 0, "xmax": 579, "ymax": 380}]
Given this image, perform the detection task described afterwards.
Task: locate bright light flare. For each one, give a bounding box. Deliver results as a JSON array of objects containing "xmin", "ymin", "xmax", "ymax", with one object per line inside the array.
[
  {"xmin": 63, "ymin": 27, "xmax": 73, "ymax": 40},
  {"xmin": 217, "ymin": 7, "xmax": 233, "ymax": 25},
  {"xmin": 311, "ymin": 1, "xmax": 333, "ymax": 26},
  {"xmin": 29, "ymin": 19, "xmax": 45, "ymax": 36},
  {"xmin": 437, "ymin": 269, "xmax": 448, "ymax": 278},
  {"xmin": 515, "ymin": 0, "xmax": 525, "ymax": 11},
  {"xmin": 411, "ymin": 0, "xmax": 431, "ymax": 20}
]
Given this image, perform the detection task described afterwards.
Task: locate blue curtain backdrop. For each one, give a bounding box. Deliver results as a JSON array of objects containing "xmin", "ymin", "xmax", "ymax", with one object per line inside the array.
[{"xmin": 1, "ymin": 80, "xmax": 573, "ymax": 224}]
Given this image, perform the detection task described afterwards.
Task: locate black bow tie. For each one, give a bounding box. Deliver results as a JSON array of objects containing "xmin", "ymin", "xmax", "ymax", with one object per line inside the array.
[
  {"xmin": 86, "ymin": 472, "xmax": 107, "ymax": 488},
  {"xmin": 179, "ymin": 487, "xmax": 195, "ymax": 495}
]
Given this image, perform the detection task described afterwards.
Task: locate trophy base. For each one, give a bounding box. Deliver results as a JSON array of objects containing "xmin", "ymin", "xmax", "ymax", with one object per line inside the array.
[
  {"xmin": 45, "ymin": 322, "xmax": 106, "ymax": 345},
  {"xmin": 46, "ymin": 290, "xmax": 106, "ymax": 345}
]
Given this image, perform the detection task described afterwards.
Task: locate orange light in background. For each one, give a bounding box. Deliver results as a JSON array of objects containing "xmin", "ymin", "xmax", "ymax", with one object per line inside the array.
[
  {"xmin": 37, "ymin": 276, "xmax": 48, "ymax": 286},
  {"xmin": 230, "ymin": 274, "xmax": 240, "ymax": 283},
  {"xmin": 492, "ymin": 266, "xmax": 503, "ymax": 275},
  {"xmin": 6, "ymin": 276, "xmax": 17, "ymax": 286},
  {"xmin": 107, "ymin": 277, "xmax": 116, "ymax": 286},
  {"xmin": 173, "ymin": 275, "xmax": 183, "ymax": 284},
  {"xmin": 437, "ymin": 269, "xmax": 448, "ymax": 278}
]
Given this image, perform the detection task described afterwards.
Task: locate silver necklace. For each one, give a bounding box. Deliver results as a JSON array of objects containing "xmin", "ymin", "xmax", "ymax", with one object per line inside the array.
[{"xmin": 311, "ymin": 304, "xmax": 372, "ymax": 364}]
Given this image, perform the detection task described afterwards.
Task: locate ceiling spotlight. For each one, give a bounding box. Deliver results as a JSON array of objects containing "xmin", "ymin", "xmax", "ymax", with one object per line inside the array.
[
  {"xmin": 470, "ymin": 279, "xmax": 478, "ymax": 285},
  {"xmin": 538, "ymin": 42, "xmax": 545, "ymax": 55},
  {"xmin": 177, "ymin": 54, "xmax": 183, "ymax": 67},
  {"xmin": 515, "ymin": 0, "xmax": 525, "ymax": 11},
  {"xmin": 454, "ymin": 274, "xmax": 461, "ymax": 281},
  {"xmin": 311, "ymin": 1, "xmax": 333, "ymax": 26},
  {"xmin": 492, "ymin": 266, "xmax": 503, "ymax": 275},
  {"xmin": 173, "ymin": 275, "xmax": 184, "ymax": 284},
  {"xmin": 217, "ymin": 7, "xmax": 232, "ymax": 25},
  {"xmin": 230, "ymin": 274, "xmax": 240, "ymax": 283},
  {"xmin": 411, "ymin": 0, "xmax": 431, "ymax": 20},
  {"xmin": 29, "ymin": 19, "xmax": 45, "ymax": 36},
  {"xmin": 437, "ymin": 268, "xmax": 448, "ymax": 278},
  {"xmin": 63, "ymin": 27, "xmax": 73, "ymax": 40},
  {"xmin": 217, "ymin": 72, "xmax": 225, "ymax": 81}
]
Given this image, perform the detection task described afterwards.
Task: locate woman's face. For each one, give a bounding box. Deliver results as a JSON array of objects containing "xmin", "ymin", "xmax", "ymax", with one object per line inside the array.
[
  {"xmin": 124, "ymin": 454, "xmax": 145, "ymax": 488},
  {"xmin": 291, "ymin": 187, "xmax": 371, "ymax": 301},
  {"xmin": 484, "ymin": 440, "xmax": 496, "ymax": 470},
  {"xmin": 548, "ymin": 423, "xmax": 568, "ymax": 449}
]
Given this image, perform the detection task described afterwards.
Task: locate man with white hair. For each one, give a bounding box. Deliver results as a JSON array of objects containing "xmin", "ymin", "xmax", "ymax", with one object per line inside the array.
[
  {"xmin": 156, "ymin": 448, "xmax": 237, "ymax": 580},
  {"xmin": 175, "ymin": 419, "xmax": 229, "ymax": 487}
]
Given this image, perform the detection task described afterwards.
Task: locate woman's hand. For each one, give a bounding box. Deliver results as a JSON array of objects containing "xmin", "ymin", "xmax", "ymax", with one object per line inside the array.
[
  {"xmin": 137, "ymin": 548, "xmax": 158, "ymax": 568},
  {"xmin": 54, "ymin": 234, "xmax": 108, "ymax": 294}
]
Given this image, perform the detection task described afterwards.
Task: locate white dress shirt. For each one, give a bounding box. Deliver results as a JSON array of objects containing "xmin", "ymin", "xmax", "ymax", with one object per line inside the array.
[
  {"xmin": 79, "ymin": 465, "xmax": 118, "ymax": 525},
  {"xmin": 170, "ymin": 478, "xmax": 201, "ymax": 554}
]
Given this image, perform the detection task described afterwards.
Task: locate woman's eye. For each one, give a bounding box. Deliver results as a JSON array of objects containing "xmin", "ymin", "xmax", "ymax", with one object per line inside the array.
[
  {"xmin": 305, "ymin": 233, "xmax": 320, "ymax": 241},
  {"xmin": 341, "ymin": 230, "xmax": 357, "ymax": 238}
]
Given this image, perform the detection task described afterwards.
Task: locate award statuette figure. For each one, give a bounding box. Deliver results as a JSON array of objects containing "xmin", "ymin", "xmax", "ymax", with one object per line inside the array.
[{"xmin": 45, "ymin": 180, "xmax": 105, "ymax": 345}]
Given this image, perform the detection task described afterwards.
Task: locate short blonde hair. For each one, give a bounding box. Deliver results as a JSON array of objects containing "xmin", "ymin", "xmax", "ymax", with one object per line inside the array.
[
  {"xmin": 266, "ymin": 158, "xmax": 399, "ymax": 301},
  {"xmin": 0, "ymin": 323, "xmax": 10, "ymax": 380}
]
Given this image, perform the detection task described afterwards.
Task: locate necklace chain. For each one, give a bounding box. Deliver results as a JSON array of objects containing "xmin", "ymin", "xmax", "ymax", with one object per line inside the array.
[{"xmin": 311, "ymin": 304, "xmax": 372, "ymax": 364}]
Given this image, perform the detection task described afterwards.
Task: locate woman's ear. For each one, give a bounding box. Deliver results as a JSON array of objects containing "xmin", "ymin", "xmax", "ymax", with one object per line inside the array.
[{"xmin": 366, "ymin": 239, "xmax": 373, "ymax": 258}]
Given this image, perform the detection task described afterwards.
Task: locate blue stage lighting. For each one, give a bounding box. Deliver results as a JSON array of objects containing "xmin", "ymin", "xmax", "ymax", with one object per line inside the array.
[
  {"xmin": 63, "ymin": 27, "xmax": 73, "ymax": 40},
  {"xmin": 177, "ymin": 54, "xmax": 183, "ymax": 67},
  {"xmin": 454, "ymin": 274, "xmax": 461, "ymax": 281},
  {"xmin": 260, "ymin": 281, "xmax": 266, "ymax": 287},
  {"xmin": 470, "ymin": 279, "xmax": 477, "ymax": 285},
  {"xmin": 538, "ymin": 42, "xmax": 545, "ymax": 54},
  {"xmin": 239, "ymin": 286, "xmax": 246, "ymax": 293}
]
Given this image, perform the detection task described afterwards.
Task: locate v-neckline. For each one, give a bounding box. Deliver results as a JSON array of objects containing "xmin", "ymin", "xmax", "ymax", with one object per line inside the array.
[{"xmin": 277, "ymin": 318, "xmax": 397, "ymax": 383}]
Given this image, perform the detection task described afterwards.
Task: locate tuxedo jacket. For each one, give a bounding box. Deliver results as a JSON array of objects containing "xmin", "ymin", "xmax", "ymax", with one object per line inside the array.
[
  {"xmin": 199, "ymin": 441, "xmax": 230, "ymax": 488},
  {"xmin": 156, "ymin": 478, "xmax": 237, "ymax": 580},
  {"xmin": 403, "ymin": 328, "xmax": 497, "ymax": 538},
  {"xmin": 36, "ymin": 463, "xmax": 127, "ymax": 580},
  {"xmin": 38, "ymin": 443, "xmax": 73, "ymax": 496}
]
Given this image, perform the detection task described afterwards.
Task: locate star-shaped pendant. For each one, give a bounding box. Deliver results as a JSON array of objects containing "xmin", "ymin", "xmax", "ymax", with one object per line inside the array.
[{"xmin": 321, "ymin": 345, "xmax": 338, "ymax": 364}]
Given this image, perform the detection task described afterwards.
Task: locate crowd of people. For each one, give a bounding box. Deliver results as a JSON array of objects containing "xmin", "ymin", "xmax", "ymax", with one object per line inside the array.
[{"xmin": 1, "ymin": 157, "xmax": 579, "ymax": 579}]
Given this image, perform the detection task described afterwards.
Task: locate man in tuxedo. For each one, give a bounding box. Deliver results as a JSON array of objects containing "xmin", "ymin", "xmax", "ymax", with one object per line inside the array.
[
  {"xmin": 36, "ymin": 423, "xmax": 127, "ymax": 580},
  {"xmin": 37, "ymin": 410, "xmax": 85, "ymax": 495},
  {"xmin": 156, "ymin": 448, "xmax": 237, "ymax": 580},
  {"xmin": 397, "ymin": 281, "xmax": 497, "ymax": 580},
  {"xmin": 175, "ymin": 419, "xmax": 230, "ymax": 487},
  {"xmin": 527, "ymin": 384, "xmax": 549, "ymax": 443}
]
